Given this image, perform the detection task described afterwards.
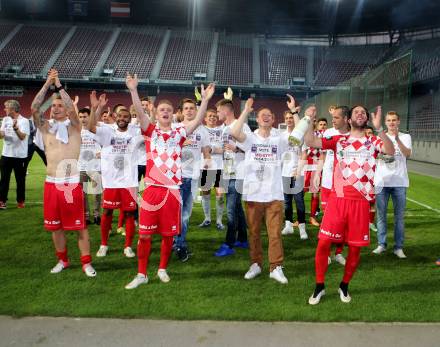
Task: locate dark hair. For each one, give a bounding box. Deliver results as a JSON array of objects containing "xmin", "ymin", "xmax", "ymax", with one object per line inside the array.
[
  {"xmin": 101, "ymin": 110, "xmax": 109, "ymax": 115},
  {"xmin": 365, "ymin": 125, "xmax": 374, "ymax": 131},
  {"xmin": 350, "ymin": 105, "xmax": 370, "ymax": 121},
  {"xmin": 112, "ymin": 103, "xmax": 125, "ymax": 113},
  {"xmin": 215, "ymin": 99, "xmax": 234, "ymax": 110},
  {"xmin": 317, "ymin": 117, "xmax": 328, "ymax": 123},
  {"xmin": 334, "ymin": 105, "xmax": 350, "ymax": 119},
  {"xmin": 78, "ymin": 108, "xmax": 90, "ymax": 115},
  {"xmin": 179, "ymin": 98, "xmax": 196, "ymax": 109},
  {"xmin": 140, "ymin": 97, "xmax": 150, "ymax": 102}
]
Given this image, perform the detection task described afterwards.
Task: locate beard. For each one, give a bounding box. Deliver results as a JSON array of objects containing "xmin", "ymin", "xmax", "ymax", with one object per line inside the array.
[{"xmin": 350, "ymin": 118, "xmax": 368, "ymax": 130}]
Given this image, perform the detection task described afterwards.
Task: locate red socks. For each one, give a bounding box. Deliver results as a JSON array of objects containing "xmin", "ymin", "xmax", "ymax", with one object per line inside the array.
[
  {"xmin": 137, "ymin": 238, "xmax": 152, "ymax": 275},
  {"xmin": 311, "ymin": 195, "xmax": 320, "ymax": 217},
  {"xmin": 315, "ymin": 239, "xmax": 332, "ymax": 283},
  {"xmin": 159, "ymin": 236, "xmax": 174, "ymax": 270},
  {"xmin": 342, "ymin": 246, "xmax": 361, "ymax": 283},
  {"xmin": 80, "ymin": 255, "xmax": 92, "ymax": 266},
  {"xmin": 335, "ymin": 243, "xmax": 344, "ymax": 255},
  {"xmin": 100, "ymin": 213, "xmax": 112, "ymax": 246},
  {"xmin": 124, "ymin": 215, "xmax": 135, "ymax": 248},
  {"xmin": 369, "ymin": 211, "xmax": 375, "ymax": 224},
  {"xmin": 118, "ymin": 209, "xmax": 125, "ymax": 228},
  {"xmin": 56, "ymin": 249, "xmax": 69, "ymax": 265}
]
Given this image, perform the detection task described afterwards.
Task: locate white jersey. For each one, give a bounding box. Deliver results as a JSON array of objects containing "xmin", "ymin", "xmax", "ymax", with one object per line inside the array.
[
  {"xmin": 79, "ymin": 129, "xmax": 101, "ymax": 172},
  {"xmin": 374, "ymin": 132, "xmax": 411, "ymax": 188},
  {"xmin": 241, "ymin": 131, "xmax": 287, "ymax": 202},
  {"xmin": 180, "ymin": 124, "xmax": 210, "ymax": 179},
  {"xmin": 205, "ymin": 125, "xmax": 224, "ymax": 170},
  {"xmin": 95, "ymin": 124, "xmax": 142, "ymax": 188},
  {"xmin": 1, "ymin": 115, "xmax": 30, "ymax": 158},
  {"xmin": 221, "ymin": 120, "xmax": 251, "ymax": 180},
  {"xmin": 280, "ymin": 129, "xmax": 301, "ymax": 177}
]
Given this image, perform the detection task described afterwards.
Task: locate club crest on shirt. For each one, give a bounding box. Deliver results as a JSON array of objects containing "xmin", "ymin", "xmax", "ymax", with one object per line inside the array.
[
  {"xmin": 251, "ymin": 145, "xmax": 257, "ymax": 152},
  {"xmin": 271, "ymin": 146, "xmax": 277, "ymax": 154}
]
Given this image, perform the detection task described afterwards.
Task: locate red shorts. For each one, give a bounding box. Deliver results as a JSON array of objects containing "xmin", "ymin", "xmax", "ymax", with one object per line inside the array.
[
  {"xmin": 139, "ymin": 186, "xmax": 181, "ymax": 237},
  {"xmin": 44, "ymin": 181, "xmax": 85, "ymax": 231},
  {"xmin": 321, "ymin": 187, "xmax": 332, "ymax": 211},
  {"xmin": 304, "ymin": 170, "xmax": 320, "ymax": 193},
  {"xmin": 319, "ymin": 195, "xmax": 370, "ymax": 247},
  {"xmin": 102, "ymin": 188, "xmax": 137, "ymax": 211}
]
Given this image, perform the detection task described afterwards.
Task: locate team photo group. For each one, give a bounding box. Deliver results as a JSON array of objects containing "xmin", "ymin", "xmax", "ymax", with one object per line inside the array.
[{"xmin": 1, "ymin": 67, "xmax": 415, "ymax": 305}]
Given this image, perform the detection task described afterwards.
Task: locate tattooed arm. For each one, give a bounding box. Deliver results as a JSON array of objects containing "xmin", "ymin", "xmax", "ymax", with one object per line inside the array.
[
  {"xmin": 52, "ymin": 70, "xmax": 80, "ymax": 129},
  {"xmin": 31, "ymin": 69, "xmax": 56, "ymax": 131}
]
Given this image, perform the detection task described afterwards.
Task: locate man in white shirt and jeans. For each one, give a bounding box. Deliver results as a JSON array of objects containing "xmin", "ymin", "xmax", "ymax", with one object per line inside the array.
[
  {"xmin": 231, "ymin": 99, "xmax": 288, "ymax": 284},
  {"xmin": 0, "ymin": 100, "xmax": 30, "ymax": 209},
  {"xmin": 373, "ymin": 111, "xmax": 412, "ymax": 259}
]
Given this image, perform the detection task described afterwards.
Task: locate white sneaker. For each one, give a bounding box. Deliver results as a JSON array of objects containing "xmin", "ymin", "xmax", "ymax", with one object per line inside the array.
[
  {"xmin": 308, "ymin": 288, "xmax": 326, "ymax": 305},
  {"xmin": 125, "ymin": 273, "xmax": 148, "ymax": 289},
  {"xmin": 334, "ymin": 254, "xmax": 346, "ymax": 266},
  {"xmin": 281, "ymin": 221, "xmax": 294, "ymax": 235},
  {"xmin": 372, "ymin": 245, "xmax": 386, "ymax": 254},
  {"xmin": 83, "ymin": 264, "xmax": 97, "ymax": 277},
  {"xmin": 298, "ymin": 223, "xmax": 308, "ymax": 240},
  {"xmin": 157, "ymin": 269, "xmax": 170, "ymax": 283},
  {"xmin": 50, "ymin": 260, "xmax": 68, "ymax": 274},
  {"xmin": 123, "ymin": 247, "xmax": 135, "ymax": 258},
  {"xmin": 269, "ymin": 266, "xmax": 288, "ymax": 284},
  {"xmin": 369, "ymin": 223, "xmax": 377, "ymax": 232},
  {"xmin": 327, "ymin": 256, "xmax": 332, "ymax": 265},
  {"xmin": 244, "ymin": 263, "xmax": 262, "ymax": 280},
  {"xmin": 96, "ymin": 245, "xmax": 108, "ymax": 257},
  {"xmin": 338, "ymin": 288, "xmax": 351, "ymax": 303},
  {"xmin": 394, "ymin": 249, "xmax": 407, "ymax": 259}
]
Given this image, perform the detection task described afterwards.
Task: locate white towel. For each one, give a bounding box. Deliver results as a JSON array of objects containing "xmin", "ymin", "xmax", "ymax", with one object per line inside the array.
[{"xmin": 48, "ymin": 119, "xmax": 71, "ymax": 144}]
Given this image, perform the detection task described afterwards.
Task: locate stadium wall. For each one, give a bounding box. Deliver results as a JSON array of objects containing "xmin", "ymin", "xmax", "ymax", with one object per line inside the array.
[{"xmin": 411, "ymin": 141, "xmax": 440, "ymax": 165}]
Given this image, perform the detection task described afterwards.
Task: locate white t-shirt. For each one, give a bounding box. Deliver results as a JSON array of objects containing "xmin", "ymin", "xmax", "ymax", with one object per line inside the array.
[
  {"xmin": 205, "ymin": 125, "xmax": 224, "ymax": 170},
  {"xmin": 280, "ymin": 130, "xmax": 301, "ymax": 177},
  {"xmin": 374, "ymin": 132, "xmax": 411, "ymax": 188},
  {"xmin": 79, "ymin": 129, "xmax": 101, "ymax": 172},
  {"xmin": 321, "ymin": 127, "xmax": 350, "ymax": 189},
  {"xmin": 254, "ymin": 127, "xmax": 280, "ymax": 136},
  {"xmin": 180, "ymin": 124, "xmax": 210, "ymax": 179},
  {"xmin": 241, "ymin": 131, "xmax": 286, "ymax": 202},
  {"xmin": 95, "ymin": 124, "xmax": 142, "ymax": 188},
  {"xmin": 1, "ymin": 115, "xmax": 30, "ymax": 158},
  {"xmin": 221, "ymin": 120, "xmax": 251, "ymax": 180}
]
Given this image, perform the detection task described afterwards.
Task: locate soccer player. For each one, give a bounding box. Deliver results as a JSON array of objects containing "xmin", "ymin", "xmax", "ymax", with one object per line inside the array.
[
  {"xmin": 78, "ymin": 108, "xmax": 102, "ymax": 225},
  {"xmin": 214, "ymin": 99, "xmax": 249, "ymax": 257},
  {"xmin": 230, "ymin": 99, "xmax": 288, "ymax": 284},
  {"xmin": 305, "ymin": 105, "xmax": 394, "ymax": 304},
  {"xmin": 88, "ymin": 94, "xmax": 142, "ymax": 259},
  {"xmin": 0, "ymin": 100, "xmax": 30, "ymax": 209},
  {"xmin": 176, "ymin": 98, "xmax": 211, "ymax": 262},
  {"xmin": 199, "ymin": 109, "xmax": 225, "ymax": 230},
  {"xmin": 314, "ymin": 106, "xmax": 351, "ymax": 265},
  {"xmin": 373, "ymin": 111, "xmax": 412, "ymax": 259},
  {"xmin": 31, "ymin": 68, "xmax": 96, "ymax": 277},
  {"xmin": 124, "ymin": 74, "xmax": 215, "ymax": 288},
  {"xmin": 281, "ymin": 94, "xmax": 307, "ymax": 239}
]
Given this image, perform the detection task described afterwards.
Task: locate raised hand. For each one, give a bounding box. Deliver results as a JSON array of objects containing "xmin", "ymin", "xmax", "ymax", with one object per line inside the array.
[
  {"xmin": 244, "ymin": 98, "xmax": 254, "ymax": 114},
  {"xmin": 126, "ymin": 73, "xmax": 138, "ymax": 91},
  {"xmin": 224, "ymin": 87, "xmax": 233, "ymax": 100},
  {"xmin": 304, "ymin": 105, "xmax": 317, "ymax": 121},
  {"xmin": 201, "ymin": 83, "xmax": 215, "ymax": 101},
  {"xmin": 371, "ymin": 106, "xmax": 382, "ymax": 131},
  {"xmin": 45, "ymin": 68, "xmax": 57, "ymax": 87},
  {"xmin": 90, "ymin": 91, "xmax": 99, "ymax": 109},
  {"xmin": 286, "ymin": 94, "xmax": 301, "ymax": 113},
  {"xmin": 98, "ymin": 93, "xmax": 108, "ymax": 108},
  {"xmin": 73, "ymin": 95, "xmax": 79, "ymax": 106}
]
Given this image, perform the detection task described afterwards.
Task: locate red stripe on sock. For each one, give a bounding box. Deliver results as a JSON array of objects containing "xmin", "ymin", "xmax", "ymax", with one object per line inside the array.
[{"xmin": 159, "ymin": 236, "xmax": 174, "ymax": 270}]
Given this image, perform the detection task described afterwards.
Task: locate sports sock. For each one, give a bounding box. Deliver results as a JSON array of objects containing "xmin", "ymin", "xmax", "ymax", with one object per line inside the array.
[
  {"xmin": 118, "ymin": 208, "xmax": 125, "ymax": 228},
  {"xmin": 311, "ymin": 195, "xmax": 319, "ymax": 217},
  {"xmin": 342, "ymin": 246, "xmax": 361, "ymax": 283},
  {"xmin": 201, "ymin": 194, "xmax": 211, "ymax": 221},
  {"xmin": 216, "ymin": 196, "xmax": 224, "ymax": 224},
  {"xmin": 80, "ymin": 255, "xmax": 92, "ymax": 266},
  {"xmin": 313, "ymin": 283, "xmax": 325, "ymax": 297},
  {"xmin": 56, "ymin": 249, "xmax": 69, "ymax": 265},
  {"xmin": 137, "ymin": 237, "xmax": 152, "ymax": 276},
  {"xmin": 369, "ymin": 211, "xmax": 375, "ymax": 224},
  {"xmin": 124, "ymin": 214, "xmax": 135, "ymax": 248},
  {"xmin": 159, "ymin": 236, "xmax": 174, "ymax": 269},
  {"xmin": 315, "ymin": 239, "xmax": 332, "ymax": 283},
  {"xmin": 335, "ymin": 243, "xmax": 344, "ymax": 255},
  {"xmin": 100, "ymin": 213, "xmax": 112, "ymax": 246}
]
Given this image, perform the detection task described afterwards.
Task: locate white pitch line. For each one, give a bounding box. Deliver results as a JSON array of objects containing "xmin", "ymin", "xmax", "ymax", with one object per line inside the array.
[{"xmin": 406, "ymin": 197, "xmax": 440, "ymax": 213}]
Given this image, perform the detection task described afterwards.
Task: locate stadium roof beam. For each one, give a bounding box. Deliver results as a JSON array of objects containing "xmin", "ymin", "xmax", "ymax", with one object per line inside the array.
[
  {"xmin": 0, "ymin": 24, "xmax": 23, "ymax": 54},
  {"xmin": 93, "ymin": 27, "xmax": 121, "ymax": 77},
  {"xmin": 150, "ymin": 29, "xmax": 171, "ymax": 81}
]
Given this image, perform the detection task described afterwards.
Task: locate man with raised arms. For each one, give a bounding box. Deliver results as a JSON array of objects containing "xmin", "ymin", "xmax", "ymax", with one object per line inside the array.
[
  {"xmin": 125, "ymin": 74, "xmax": 215, "ymax": 288},
  {"xmin": 305, "ymin": 105, "xmax": 394, "ymax": 304},
  {"xmin": 31, "ymin": 69, "xmax": 96, "ymax": 277}
]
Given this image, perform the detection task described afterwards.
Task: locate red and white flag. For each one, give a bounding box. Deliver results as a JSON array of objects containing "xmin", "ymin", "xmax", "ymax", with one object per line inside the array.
[{"xmin": 110, "ymin": 1, "xmax": 130, "ymax": 17}]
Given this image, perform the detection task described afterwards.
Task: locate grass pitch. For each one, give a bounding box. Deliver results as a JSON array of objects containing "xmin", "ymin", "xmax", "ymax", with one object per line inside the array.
[{"xmin": 0, "ymin": 145, "xmax": 439, "ymax": 322}]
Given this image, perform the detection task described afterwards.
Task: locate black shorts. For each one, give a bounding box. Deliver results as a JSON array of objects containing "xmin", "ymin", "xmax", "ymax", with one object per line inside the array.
[{"xmin": 200, "ymin": 169, "xmax": 223, "ymax": 190}]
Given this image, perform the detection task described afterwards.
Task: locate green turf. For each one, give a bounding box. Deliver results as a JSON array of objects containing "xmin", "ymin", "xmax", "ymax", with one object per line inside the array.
[{"xmin": 0, "ymin": 143, "xmax": 439, "ymax": 322}]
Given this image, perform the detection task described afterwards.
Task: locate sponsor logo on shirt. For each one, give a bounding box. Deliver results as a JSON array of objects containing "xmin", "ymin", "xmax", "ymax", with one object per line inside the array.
[{"xmin": 140, "ymin": 224, "xmax": 158, "ymax": 230}]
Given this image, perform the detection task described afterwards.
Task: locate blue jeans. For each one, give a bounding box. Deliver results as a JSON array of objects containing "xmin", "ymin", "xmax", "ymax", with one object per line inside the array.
[
  {"xmin": 225, "ymin": 179, "xmax": 247, "ymax": 246},
  {"xmin": 376, "ymin": 186, "xmax": 406, "ymax": 250},
  {"xmin": 175, "ymin": 178, "xmax": 196, "ymax": 249}
]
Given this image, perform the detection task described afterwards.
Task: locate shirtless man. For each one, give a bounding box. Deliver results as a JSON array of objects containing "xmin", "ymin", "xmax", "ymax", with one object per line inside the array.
[{"xmin": 31, "ymin": 68, "xmax": 96, "ymax": 277}]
